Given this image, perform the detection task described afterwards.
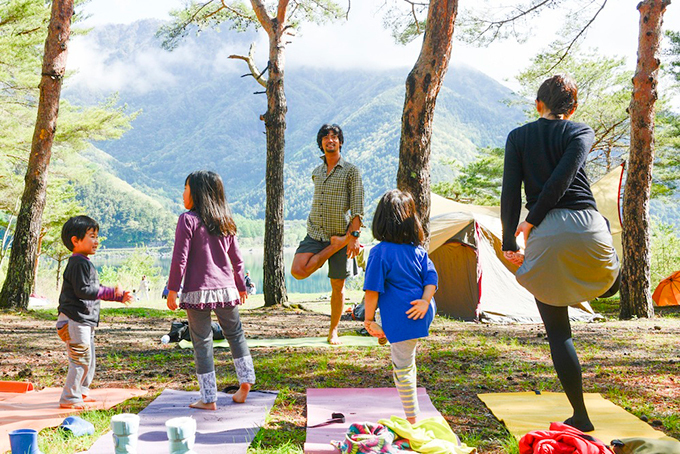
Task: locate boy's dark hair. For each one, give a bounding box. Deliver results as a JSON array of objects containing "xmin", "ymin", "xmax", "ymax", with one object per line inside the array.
[
  {"xmin": 185, "ymin": 170, "xmax": 237, "ymax": 237},
  {"xmin": 536, "ymin": 74, "xmax": 578, "ymax": 117},
  {"xmin": 372, "ymin": 189, "xmax": 424, "ymax": 246},
  {"xmin": 61, "ymin": 216, "xmax": 99, "ymax": 251},
  {"xmin": 316, "ymin": 124, "xmax": 344, "ymax": 152}
]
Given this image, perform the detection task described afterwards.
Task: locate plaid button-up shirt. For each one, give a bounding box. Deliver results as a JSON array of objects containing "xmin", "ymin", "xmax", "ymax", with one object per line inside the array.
[{"xmin": 306, "ymin": 155, "xmax": 364, "ymax": 241}]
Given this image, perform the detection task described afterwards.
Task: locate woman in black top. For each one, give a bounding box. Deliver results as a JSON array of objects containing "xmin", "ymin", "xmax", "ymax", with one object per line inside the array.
[{"xmin": 501, "ymin": 75, "xmax": 619, "ymax": 432}]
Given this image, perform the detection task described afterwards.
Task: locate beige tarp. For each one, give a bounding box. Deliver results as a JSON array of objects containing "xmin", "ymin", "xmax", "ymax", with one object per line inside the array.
[{"xmin": 427, "ymin": 164, "xmax": 623, "ymax": 323}]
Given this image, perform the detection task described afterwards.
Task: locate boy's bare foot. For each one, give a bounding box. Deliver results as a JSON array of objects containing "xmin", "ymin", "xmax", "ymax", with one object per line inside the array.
[
  {"xmin": 407, "ymin": 416, "xmax": 417, "ymax": 425},
  {"xmin": 232, "ymin": 383, "xmax": 252, "ymax": 404},
  {"xmin": 327, "ymin": 329, "xmax": 342, "ymax": 345},
  {"xmin": 189, "ymin": 400, "xmax": 217, "ymax": 410}
]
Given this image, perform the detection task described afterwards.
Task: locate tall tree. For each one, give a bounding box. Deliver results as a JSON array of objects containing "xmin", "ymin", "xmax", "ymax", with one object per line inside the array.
[
  {"xmin": 396, "ymin": 0, "xmax": 458, "ymax": 244},
  {"xmin": 0, "ymin": 0, "xmax": 75, "ymax": 309},
  {"xmin": 620, "ymin": 0, "xmax": 671, "ymax": 319},
  {"xmin": 159, "ymin": 0, "xmax": 345, "ymax": 307}
]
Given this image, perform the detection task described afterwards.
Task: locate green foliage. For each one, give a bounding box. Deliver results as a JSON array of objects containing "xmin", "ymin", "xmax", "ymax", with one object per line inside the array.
[
  {"xmin": 98, "ymin": 247, "xmax": 163, "ymax": 291},
  {"xmin": 432, "ymin": 147, "xmax": 504, "ymax": 205},
  {"xmin": 665, "ymin": 29, "xmax": 680, "ymax": 83},
  {"xmin": 650, "ymin": 220, "xmax": 680, "ymax": 288},
  {"xmin": 0, "ymin": 0, "xmax": 136, "ymax": 266}
]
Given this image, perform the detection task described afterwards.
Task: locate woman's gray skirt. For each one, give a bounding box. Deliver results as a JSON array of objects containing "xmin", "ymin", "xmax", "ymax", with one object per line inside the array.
[{"xmin": 516, "ymin": 208, "xmax": 619, "ymax": 306}]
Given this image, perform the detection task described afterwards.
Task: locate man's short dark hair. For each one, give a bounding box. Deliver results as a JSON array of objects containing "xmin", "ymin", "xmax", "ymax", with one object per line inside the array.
[
  {"xmin": 316, "ymin": 124, "xmax": 344, "ymax": 152},
  {"xmin": 61, "ymin": 215, "xmax": 99, "ymax": 251}
]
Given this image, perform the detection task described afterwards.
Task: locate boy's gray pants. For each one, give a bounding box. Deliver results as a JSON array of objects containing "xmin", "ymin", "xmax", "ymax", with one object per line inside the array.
[
  {"xmin": 186, "ymin": 305, "xmax": 255, "ymax": 403},
  {"xmin": 58, "ymin": 314, "xmax": 96, "ymax": 405}
]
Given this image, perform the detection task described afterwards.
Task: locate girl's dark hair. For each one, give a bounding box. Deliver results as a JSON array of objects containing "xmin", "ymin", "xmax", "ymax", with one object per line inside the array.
[
  {"xmin": 61, "ymin": 215, "xmax": 99, "ymax": 251},
  {"xmin": 185, "ymin": 170, "xmax": 237, "ymax": 236},
  {"xmin": 316, "ymin": 124, "xmax": 344, "ymax": 151},
  {"xmin": 536, "ymin": 74, "xmax": 578, "ymax": 117},
  {"xmin": 372, "ymin": 189, "xmax": 424, "ymax": 246}
]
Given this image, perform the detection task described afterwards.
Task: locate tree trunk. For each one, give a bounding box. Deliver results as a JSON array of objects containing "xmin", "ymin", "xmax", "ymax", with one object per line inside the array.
[
  {"xmin": 620, "ymin": 0, "xmax": 670, "ymax": 319},
  {"xmin": 260, "ymin": 9, "xmax": 289, "ymax": 307},
  {"xmin": 0, "ymin": 0, "xmax": 73, "ymax": 310},
  {"xmin": 396, "ymin": 0, "xmax": 458, "ymax": 246}
]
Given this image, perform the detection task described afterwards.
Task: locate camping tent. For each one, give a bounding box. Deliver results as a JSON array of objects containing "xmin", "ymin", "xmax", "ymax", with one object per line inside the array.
[{"xmin": 427, "ymin": 164, "xmax": 624, "ymax": 323}]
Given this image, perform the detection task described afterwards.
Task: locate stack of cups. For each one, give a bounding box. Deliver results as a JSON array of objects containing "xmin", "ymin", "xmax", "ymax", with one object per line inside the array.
[
  {"xmin": 111, "ymin": 413, "xmax": 140, "ymax": 454},
  {"xmin": 165, "ymin": 417, "xmax": 197, "ymax": 454},
  {"xmin": 8, "ymin": 428, "xmax": 42, "ymax": 454}
]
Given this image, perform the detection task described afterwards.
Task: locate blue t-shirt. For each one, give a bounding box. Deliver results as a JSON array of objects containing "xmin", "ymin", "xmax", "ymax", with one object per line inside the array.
[{"xmin": 363, "ymin": 242, "xmax": 438, "ymax": 343}]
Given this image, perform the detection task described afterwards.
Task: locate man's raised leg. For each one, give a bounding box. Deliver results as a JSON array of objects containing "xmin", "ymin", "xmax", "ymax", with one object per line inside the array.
[
  {"xmin": 328, "ymin": 278, "xmax": 345, "ymax": 344},
  {"xmin": 291, "ymin": 235, "xmax": 349, "ymax": 280}
]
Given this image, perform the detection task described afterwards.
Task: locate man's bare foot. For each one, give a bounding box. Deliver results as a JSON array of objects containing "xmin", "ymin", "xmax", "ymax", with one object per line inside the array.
[
  {"xmin": 327, "ymin": 330, "xmax": 342, "ymax": 345},
  {"xmin": 82, "ymin": 395, "xmax": 96, "ymax": 402},
  {"xmin": 232, "ymin": 383, "xmax": 252, "ymax": 404},
  {"xmin": 330, "ymin": 234, "xmax": 350, "ymax": 250},
  {"xmin": 189, "ymin": 400, "xmax": 216, "ymax": 410},
  {"xmin": 407, "ymin": 416, "xmax": 417, "ymax": 424}
]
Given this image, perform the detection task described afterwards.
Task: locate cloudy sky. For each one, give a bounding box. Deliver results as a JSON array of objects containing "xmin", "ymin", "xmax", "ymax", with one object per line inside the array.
[{"xmin": 71, "ymin": 0, "xmax": 680, "ymax": 96}]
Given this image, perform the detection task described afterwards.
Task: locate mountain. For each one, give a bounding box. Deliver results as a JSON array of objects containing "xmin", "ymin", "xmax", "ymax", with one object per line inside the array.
[{"xmin": 65, "ymin": 20, "xmax": 526, "ymax": 221}]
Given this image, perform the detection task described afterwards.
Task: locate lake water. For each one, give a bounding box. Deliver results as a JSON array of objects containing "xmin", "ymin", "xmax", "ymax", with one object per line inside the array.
[{"xmin": 94, "ymin": 248, "xmax": 332, "ymax": 294}]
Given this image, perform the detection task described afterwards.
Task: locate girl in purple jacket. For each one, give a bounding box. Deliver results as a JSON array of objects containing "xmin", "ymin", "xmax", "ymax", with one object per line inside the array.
[{"xmin": 167, "ymin": 170, "xmax": 255, "ymax": 409}]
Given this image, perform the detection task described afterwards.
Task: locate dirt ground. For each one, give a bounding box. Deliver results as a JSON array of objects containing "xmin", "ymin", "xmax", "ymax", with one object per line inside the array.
[{"xmin": 1, "ymin": 303, "xmax": 679, "ymax": 452}]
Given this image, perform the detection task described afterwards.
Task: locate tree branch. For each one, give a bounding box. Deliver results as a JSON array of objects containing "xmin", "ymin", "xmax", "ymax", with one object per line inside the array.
[
  {"xmin": 277, "ymin": 0, "xmax": 290, "ymax": 25},
  {"xmin": 228, "ymin": 43, "xmax": 268, "ymax": 88},
  {"xmin": 250, "ymin": 0, "xmax": 273, "ymax": 34},
  {"xmin": 544, "ymin": 0, "xmax": 608, "ymax": 74}
]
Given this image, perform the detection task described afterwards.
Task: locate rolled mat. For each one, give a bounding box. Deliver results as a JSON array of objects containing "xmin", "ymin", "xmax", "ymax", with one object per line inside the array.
[
  {"xmin": 477, "ymin": 392, "xmax": 678, "ymax": 444},
  {"xmin": 304, "ymin": 387, "xmax": 443, "ymax": 454},
  {"xmin": 0, "ymin": 387, "xmax": 147, "ymax": 454},
  {"xmin": 86, "ymin": 388, "xmax": 278, "ymax": 454},
  {"xmin": 178, "ymin": 336, "xmax": 381, "ymax": 349},
  {"xmin": 0, "ymin": 381, "xmax": 34, "ymax": 394}
]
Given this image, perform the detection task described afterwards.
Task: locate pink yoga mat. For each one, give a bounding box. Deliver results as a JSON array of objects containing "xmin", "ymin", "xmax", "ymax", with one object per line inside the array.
[{"xmin": 304, "ymin": 387, "xmax": 443, "ymax": 454}]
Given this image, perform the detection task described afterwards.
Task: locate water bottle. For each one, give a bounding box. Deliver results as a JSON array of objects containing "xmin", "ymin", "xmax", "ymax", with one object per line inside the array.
[{"xmin": 161, "ymin": 335, "xmax": 170, "ymax": 344}]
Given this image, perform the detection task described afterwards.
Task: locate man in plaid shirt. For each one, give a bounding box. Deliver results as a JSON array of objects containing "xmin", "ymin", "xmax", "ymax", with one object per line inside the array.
[{"xmin": 291, "ymin": 124, "xmax": 364, "ymax": 344}]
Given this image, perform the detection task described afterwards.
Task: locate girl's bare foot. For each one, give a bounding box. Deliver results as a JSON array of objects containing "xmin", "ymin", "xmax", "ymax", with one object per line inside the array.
[
  {"xmin": 189, "ymin": 400, "xmax": 216, "ymax": 410},
  {"xmin": 232, "ymin": 383, "xmax": 251, "ymax": 403},
  {"xmin": 407, "ymin": 416, "xmax": 417, "ymax": 424}
]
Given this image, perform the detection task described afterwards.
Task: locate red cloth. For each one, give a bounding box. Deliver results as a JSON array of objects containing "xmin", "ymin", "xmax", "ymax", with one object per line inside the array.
[{"xmin": 519, "ymin": 422, "xmax": 613, "ymax": 454}]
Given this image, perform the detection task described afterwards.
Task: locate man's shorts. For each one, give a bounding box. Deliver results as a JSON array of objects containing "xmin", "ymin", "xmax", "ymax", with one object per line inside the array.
[{"xmin": 295, "ymin": 235, "xmax": 359, "ymax": 280}]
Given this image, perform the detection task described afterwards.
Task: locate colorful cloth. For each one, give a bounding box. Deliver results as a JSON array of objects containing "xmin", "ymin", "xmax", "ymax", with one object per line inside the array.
[
  {"xmin": 379, "ymin": 416, "xmax": 476, "ymax": 454},
  {"xmin": 519, "ymin": 422, "xmax": 613, "ymax": 454},
  {"xmin": 333, "ymin": 422, "xmax": 410, "ymax": 454}
]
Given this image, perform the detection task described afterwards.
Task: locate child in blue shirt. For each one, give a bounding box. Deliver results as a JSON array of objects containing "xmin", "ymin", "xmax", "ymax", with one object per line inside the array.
[{"xmin": 363, "ymin": 189, "xmax": 438, "ymax": 423}]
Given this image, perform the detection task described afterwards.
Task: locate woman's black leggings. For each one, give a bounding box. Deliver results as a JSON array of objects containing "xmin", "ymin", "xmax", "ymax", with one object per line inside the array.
[{"xmin": 535, "ymin": 299, "xmax": 589, "ymax": 422}]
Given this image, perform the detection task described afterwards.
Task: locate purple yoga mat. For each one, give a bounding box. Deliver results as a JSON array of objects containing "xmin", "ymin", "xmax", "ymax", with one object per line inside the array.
[
  {"xmin": 304, "ymin": 387, "xmax": 443, "ymax": 454},
  {"xmin": 86, "ymin": 388, "xmax": 277, "ymax": 454}
]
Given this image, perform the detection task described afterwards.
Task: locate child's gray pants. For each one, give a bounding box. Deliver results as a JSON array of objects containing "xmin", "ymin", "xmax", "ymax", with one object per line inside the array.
[
  {"xmin": 391, "ymin": 338, "xmax": 419, "ymax": 419},
  {"xmin": 186, "ymin": 305, "xmax": 255, "ymax": 403},
  {"xmin": 58, "ymin": 314, "xmax": 96, "ymax": 405}
]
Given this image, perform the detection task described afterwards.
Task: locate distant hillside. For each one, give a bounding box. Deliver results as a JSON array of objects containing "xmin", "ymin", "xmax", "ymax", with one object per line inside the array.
[{"xmin": 65, "ymin": 20, "xmax": 526, "ymax": 221}]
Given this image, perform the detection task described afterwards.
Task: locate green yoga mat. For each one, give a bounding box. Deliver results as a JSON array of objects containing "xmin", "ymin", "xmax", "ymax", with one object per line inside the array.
[{"xmin": 178, "ymin": 336, "xmax": 382, "ymax": 349}]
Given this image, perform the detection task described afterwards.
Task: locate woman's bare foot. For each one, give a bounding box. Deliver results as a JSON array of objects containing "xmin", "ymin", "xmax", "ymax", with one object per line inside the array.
[
  {"xmin": 189, "ymin": 400, "xmax": 216, "ymax": 410},
  {"xmin": 232, "ymin": 383, "xmax": 251, "ymax": 403},
  {"xmin": 327, "ymin": 329, "xmax": 342, "ymax": 345}
]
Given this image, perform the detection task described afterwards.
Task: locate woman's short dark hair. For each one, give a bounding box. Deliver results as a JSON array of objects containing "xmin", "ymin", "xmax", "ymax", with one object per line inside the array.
[
  {"xmin": 61, "ymin": 215, "xmax": 99, "ymax": 251},
  {"xmin": 316, "ymin": 124, "xmax": 344, "ymax": 152},
  {"xmin": 372, "ymin": 189, "xmax": 424, "ymax": 246},
  {"xmin": 185, "ymin": 170, "xmax": 237, "ymax": 237},
  {"xmin": 536, "ymin": 74, "xmax": 578, "ymax": 117}
]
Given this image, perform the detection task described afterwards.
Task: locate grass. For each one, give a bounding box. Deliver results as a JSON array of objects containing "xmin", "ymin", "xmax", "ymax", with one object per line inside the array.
[{"xmin": 1, "ymin": 295, "xmax": 679, "ymax": 453}]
